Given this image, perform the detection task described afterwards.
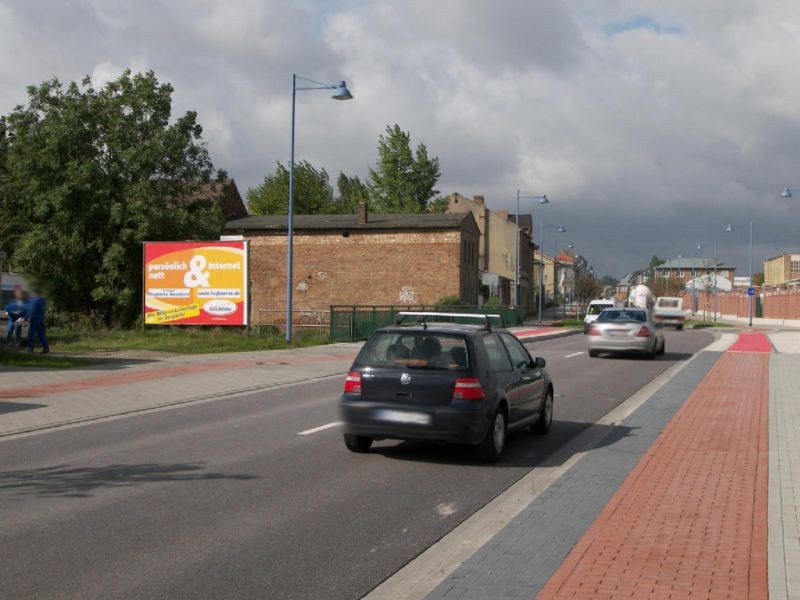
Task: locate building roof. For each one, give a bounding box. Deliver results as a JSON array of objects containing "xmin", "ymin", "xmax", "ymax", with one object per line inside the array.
[
  {"xmin": 556, "ymin": 251, "xmax": 576, "ymax": 264},
  {"xmin": 509, "ymin": 214, "xmax": 533, "ymax": 232},
  {"xmin": 657, "ymin": 257, "xmax": 736, "ymax": 270},
  {"xmin": 185, "ymin": 179, "xmax": 248, "ymax": 219},
  {"xmin": 225, "ymin": 212, "xmax": 474, "ymax": 231}
]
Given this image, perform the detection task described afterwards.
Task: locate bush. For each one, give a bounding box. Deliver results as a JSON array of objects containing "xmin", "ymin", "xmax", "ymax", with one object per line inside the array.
[{"xmin": 435, "ymin": 295, "xmax": 464, "ymax": 306}]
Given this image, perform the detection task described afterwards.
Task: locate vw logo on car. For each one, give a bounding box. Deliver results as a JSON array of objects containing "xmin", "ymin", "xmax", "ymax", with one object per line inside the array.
[{"xmin": 400, "ymin": 373, "xmax": 412, "ymax": 385}]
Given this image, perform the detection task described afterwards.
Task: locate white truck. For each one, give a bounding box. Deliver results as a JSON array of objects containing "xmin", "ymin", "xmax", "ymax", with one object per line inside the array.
[{"xmin": 653, "ymin": 296, "xmax": 687, "ymax": 330}]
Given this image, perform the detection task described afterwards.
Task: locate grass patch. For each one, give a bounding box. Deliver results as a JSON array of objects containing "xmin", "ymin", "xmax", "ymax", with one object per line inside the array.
[
  {"xmin": 549, "ymin": 319, "xmax": 584, "ymax": 329},
  {"xmin": 687, "ymin": 320, "xmax": 735, "ymax": 329},
  {"xmin": 47, "ymin": 326, "xmax": 328, "ymax": 354},
  {"xmin": 0, "ymin": 350, "xmax": 99, "ymax": 368}
]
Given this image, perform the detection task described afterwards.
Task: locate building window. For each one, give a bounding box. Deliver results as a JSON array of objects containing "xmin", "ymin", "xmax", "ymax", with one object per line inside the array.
[{"xmin": 792, "ymin": 259, "xmax": 800, "ymax": 273}]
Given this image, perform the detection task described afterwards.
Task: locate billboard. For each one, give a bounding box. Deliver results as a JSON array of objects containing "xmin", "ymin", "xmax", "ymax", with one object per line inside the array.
[{"xmin": 143, "ymin": 241, "xmax": 248, "ymax": 326}]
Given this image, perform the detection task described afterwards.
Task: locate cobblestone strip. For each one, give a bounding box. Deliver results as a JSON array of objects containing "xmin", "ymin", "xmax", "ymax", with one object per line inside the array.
[
  {"xmin": 424, "ymin": 351, "xmax": 723, "ymax": 600},
  {"xmin": 538, "ymin": 351, "xmax": 769, "ymax": 599},
  {"xmin": 769, "ymin": 354, "xmax": 800, "ymax": 599}
]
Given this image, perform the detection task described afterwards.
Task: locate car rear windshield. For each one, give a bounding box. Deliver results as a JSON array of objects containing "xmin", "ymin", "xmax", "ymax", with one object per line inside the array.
[
  {"xmin": 587, "ymin": 304, "xmax": 612, "ymax": 315},
  {"xmin": 658, "ymin": 299, "xmax": 680, "ymax": 308},
  {"xmin": 355, "ymin": 332, "xmax": 469, "ymax": 370},
  {"xmin": 596, "ymin": 309, "xmax": 647, "ymax": 323}
]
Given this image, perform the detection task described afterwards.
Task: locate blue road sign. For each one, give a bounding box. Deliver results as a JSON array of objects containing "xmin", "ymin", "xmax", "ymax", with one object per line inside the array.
[{"xmin": 747, "ymin": 287, "xmax": 755, "ymax": 296}]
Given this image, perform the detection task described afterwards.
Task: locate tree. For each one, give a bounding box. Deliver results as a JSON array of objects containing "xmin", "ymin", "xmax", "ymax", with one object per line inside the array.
[
  {"xmin": 247, "ymin": 161, "xmax": 334, "ymax": 215},
  {"xmin": 336, "ymin": 172, "xmax": 368, "ymax": 213},
  {"xmin": 0, "ymin": 70, "xmax": 225, "ymax": 325},
  {"xmin": 367, "ymin": 124, "xmax": 441, "ymax": 213},
  {"xmin": 753, "ymin": 272, "xmax": 764, "ymax": 286}
]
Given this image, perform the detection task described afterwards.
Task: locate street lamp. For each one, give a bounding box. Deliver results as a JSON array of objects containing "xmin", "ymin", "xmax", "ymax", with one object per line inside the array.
[
  {"xmin": 514, "ymin": 191, "xmax": 549, "ymax": 307},
  {"xmin": 725, "ymin": 222, "xmax": 754, "ymax": 327},
  {"xmin": 538, "ymin": 222, "xmax": 565, "ymax": 323},
  {"xmin": 780, "ymin": 186, "xmax": 798, "ymax": 198},
  {"xmin": 286, "ymin": 75, "xmax": 353, "ymax": 343}
]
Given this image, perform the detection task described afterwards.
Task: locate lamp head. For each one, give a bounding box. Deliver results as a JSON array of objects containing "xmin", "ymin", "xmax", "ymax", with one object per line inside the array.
[
  {"xmin": 557, "ymin": 225, "xmax": 566, "ymax": 233},
  {"xmin": 539, "ymin": 194, "xmax": 549, "ymax": 204},
  {"xmin": 781, "ymin": 186, "xmax": 792, "ymax": 198},
  {"xmin": 725, "ymin": 224, "xmax": 735, "ymax": 232},
  {"xmin": 332, "ymin": 81, "xmax": 353, "ymax": 100},
  {"xmin": 567, "ymin": 243, "xmax": 575, "ymax": 249},
  {"xmin": 697, "ymin": 244, "xmax": 703, "ymax": 251}
]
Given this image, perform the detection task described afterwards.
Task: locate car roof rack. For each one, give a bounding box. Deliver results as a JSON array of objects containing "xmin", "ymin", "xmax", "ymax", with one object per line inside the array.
[{"xmin": 394, "ymin": 311, "xmax": 504, "ymax": 331}]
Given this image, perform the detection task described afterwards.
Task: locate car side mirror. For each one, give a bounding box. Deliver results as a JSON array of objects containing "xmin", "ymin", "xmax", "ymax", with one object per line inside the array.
[{"xmin": 535, "ymin": 357, "xmax": 546, "ymax": 369}]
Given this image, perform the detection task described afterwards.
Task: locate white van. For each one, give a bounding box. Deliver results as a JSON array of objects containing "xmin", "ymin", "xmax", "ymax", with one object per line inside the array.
[{"xmin": 584, "ymin": 298, "xmax": 621, "ymax": 333}]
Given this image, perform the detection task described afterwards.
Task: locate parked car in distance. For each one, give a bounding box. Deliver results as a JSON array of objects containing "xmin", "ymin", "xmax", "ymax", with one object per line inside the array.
[
  {"xmin": 587, "ymin": 308, "xmax": 665, "ymax": 359},
  {"xmin": 583, "ymin": 298, "xmax": 622, "ymax": 333},
  {"xmin": 340, "ymin": 312, "xmax": 554, "ymax": 462},
  {"xmin": 653, "ymin": 297, "xmax": 687, "ymax": 330}
]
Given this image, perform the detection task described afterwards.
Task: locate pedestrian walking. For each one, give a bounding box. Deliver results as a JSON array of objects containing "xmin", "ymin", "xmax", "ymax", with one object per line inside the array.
[
  {"xmin": 26, "ymin": 289, "xmax": 49, "ymax": 354},
  {"xmin": 3, "ymin": 288, "xmax": 26, "ymax": 349}
]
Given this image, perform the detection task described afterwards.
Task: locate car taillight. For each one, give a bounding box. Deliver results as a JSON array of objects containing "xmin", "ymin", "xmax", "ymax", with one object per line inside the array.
[
  {"xmin": 637, "ymin": 326, "xmax": 651, "ymax": 337},
  {"xmin": 587, "ymin": 325, "xmax": 600, "ymax": 336},
  {"xmin": 344, "ymin": 371, "xmax": 362, "ymax": 395},
  {"xmin": 453, "ymin": 378, "xmax": 485, "ymax": 401}
]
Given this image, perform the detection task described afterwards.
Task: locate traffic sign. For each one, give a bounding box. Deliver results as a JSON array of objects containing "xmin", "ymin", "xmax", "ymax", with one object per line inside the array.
[{"xmin": 747, "ymin": 287, "xmax": 755, "ymax": 297}]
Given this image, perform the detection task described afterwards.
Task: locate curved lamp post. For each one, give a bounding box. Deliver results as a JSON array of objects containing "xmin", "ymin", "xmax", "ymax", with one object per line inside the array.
[
  {"xmin": 514, "ymin": 191, "xmax": 549, "ymax": 307},
  {"xmin": 538, "ymin": 222, "xmax": 566, "ymax": 323},
  {"xmin": 286, "ymin": 75, "xmax": 353, "ymax": 343},
  {"xmin": 780, "ymin": 187, "xmax": 798, "ymax": 198}
]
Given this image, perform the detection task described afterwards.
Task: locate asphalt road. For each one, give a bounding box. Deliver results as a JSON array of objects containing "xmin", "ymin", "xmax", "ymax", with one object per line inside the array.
[{"xmin": 0, "ymin": 328, "xmax": 713, "ymax": 599}]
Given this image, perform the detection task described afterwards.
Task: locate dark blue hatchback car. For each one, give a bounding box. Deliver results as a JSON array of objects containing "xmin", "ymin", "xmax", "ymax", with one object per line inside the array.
[{"xmin": 340, "ymin": 312, "xmax": 554, "ymax": 462}]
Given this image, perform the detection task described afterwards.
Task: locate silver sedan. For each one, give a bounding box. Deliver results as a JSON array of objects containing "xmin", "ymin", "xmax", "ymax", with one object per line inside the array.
[{"xmin": 586, "ymin": 308, "xmax": 665, "ymax": 359}]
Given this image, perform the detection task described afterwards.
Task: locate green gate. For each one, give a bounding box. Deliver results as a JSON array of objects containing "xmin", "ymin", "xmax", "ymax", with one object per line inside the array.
[{"xmin": 329, "ymin": 305, "xmax": 525, "ymax": 343}]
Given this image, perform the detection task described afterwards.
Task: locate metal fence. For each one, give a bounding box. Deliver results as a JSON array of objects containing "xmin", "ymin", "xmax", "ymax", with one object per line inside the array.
[
  {"xmin": 329, "ymin": 305, "xmax": 525, "ymax": 343},
  {"xmin": 256, "ymin": 309, "xmax": 329, "ymax": 336}
]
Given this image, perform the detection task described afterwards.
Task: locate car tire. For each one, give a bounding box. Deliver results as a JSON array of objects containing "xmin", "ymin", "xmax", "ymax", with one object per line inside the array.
[
  {"xmin": 658, "ymin": 340, "xmax": 666, "ymax": 355},
  {"xmin": 648, "ymin": 343, "xmax": 657, "ymax": 360},
  {"xmin": 588, "ymin": 349, "xmax": 599, "ymax": 358},
  {"xmin": 477, "ymin": 407, "xmax": 506, "ymax": 463},
  {"xmin": 676, "ymin": 324, "xmax": 684, "ymax": 331},
  {"xmin": 532, "ymin": 390, "xmax": 553, "ymax": 435},
  {"xmin": 344, "ymin": 434, "xmax": 373, "ymax": 453}
]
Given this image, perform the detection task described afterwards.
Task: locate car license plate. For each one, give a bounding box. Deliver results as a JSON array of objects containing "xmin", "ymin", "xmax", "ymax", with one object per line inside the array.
[
  {"xmin": 376, "ymin": 409, "xmax": 431, "ymax": 425},
  {"xmin": 608, "ymin": 330, "xmax": 628, "ymax": 337}
]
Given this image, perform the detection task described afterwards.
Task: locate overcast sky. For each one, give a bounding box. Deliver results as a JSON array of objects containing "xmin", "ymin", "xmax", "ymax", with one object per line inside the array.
[{"xmin": 2, "ymin": 0, "xmax": 799, "ymax": 278}]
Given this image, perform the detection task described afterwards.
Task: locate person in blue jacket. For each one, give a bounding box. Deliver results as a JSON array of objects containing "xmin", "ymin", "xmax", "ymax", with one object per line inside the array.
[
  {"xmin": 26, "ymin": 289, "xmax": 49, "ymax": 354},
  {"xmin": 3, "ymin": 288, "xmax": 26, "ymax": 349}
]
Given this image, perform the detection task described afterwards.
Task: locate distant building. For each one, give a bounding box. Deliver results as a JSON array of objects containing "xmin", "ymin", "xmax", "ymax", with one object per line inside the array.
[
  {"xmin": 654, "ymin": 257, "xmax": 736, "ymax": 288},
  {"xmin": 764, "ymin": 253, "xmax": 800, "ymax": 286},
  {"xmin": 446, "ymin": 193, "xmax": 534, "ymax": 311}
]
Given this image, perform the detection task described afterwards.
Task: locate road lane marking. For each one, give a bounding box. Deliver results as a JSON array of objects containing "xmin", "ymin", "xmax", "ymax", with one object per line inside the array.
[
  {"xmin": 297, "ymin": 421, "xmax": 343, "ymax": 435},
  {"xmin": 565, "ymin": 352, "xmax": 584, "ymax": 358}
]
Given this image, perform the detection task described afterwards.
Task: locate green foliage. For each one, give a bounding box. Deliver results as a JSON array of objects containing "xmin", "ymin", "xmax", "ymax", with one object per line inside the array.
[
  {"xmin": 435, "ymin": 295, "xmax": 464, "ymax": 306},
  {"xmin": 336, "ymin": 172, "xmax": 368, "ymax": 213},
  {"xmin": 648, "ymin": 255, "xmax": 665, "ymax": 270},
  {"xmin": 247, "ymin": 160, "xmax": 338, "ymax": 215},
  {"xmin": 753, "ymin": 272, "xmax": 764, "ymax": 286},
  {"xmin": 367, "ymin": 124, "xmax": 441, "ymax": 213},
  {"xmin": 0, "ymin": 70, "xmax": 225, "ymax": 325}
]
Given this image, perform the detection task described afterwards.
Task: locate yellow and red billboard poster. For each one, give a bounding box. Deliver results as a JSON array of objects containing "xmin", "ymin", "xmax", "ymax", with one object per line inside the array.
[{"xmin": 143, "ymin": 241, "xmax": 249, "ymax": 326}]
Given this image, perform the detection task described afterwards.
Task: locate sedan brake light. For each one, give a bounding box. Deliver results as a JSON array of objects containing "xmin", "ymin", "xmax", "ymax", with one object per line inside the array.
[
  {"xmin": 453, "ymin": 378, "xmax": 485, "ymax": 401},
  {"xmin": 344, "ymin": 371, "xmax": 362, "ymax": 395},
  {"xmin": 636, "ymin": 326, "xmax": 651, "ymax": 338}
]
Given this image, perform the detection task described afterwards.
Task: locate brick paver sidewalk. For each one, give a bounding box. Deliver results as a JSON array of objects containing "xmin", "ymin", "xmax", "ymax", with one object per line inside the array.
[{"xmin": 537, "ymin": 336, "xmax": 770, "ymax": 598}]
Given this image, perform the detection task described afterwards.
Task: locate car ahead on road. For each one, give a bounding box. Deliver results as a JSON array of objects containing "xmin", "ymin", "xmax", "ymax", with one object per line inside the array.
[
  {"xmin": 340, "ymin": 312, "xmax": 554, "ymax": 462},
  {"xmin": 586, "ymin": 308, "xmax": 665, "ymax": 359},
  {"xmin": 583, "ymin": 298, "xmax": 621, "ymax": 333},
  {"xmin": 653, "ymin": 296, "xmax": 687, "ymax": 330}
]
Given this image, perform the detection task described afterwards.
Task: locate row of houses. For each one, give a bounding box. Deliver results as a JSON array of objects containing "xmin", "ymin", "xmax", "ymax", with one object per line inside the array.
[
  {"xmin": 224, "ymin": 192, "xmax": 580, "ymax": 323},
  {"xmin": 616, "ymin": 257, "xmax": 739, "ymax": 301}
]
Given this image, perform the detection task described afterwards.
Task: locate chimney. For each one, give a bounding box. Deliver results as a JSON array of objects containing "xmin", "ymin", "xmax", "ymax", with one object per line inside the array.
[
  {"xmin": 358, "ymin": 201, "xmax": 368, "ymax": 224},
  {"xmin": 473, "ymin": 195, "xmax": 485, "ymax": 206},
  {"xmin": 497, "ymin": 209, "xmax": 509, "ymax": 220}
]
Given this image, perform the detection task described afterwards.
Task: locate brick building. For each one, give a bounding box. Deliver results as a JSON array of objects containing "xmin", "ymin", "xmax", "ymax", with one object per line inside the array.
[
  {"xmin": 764, "ymin": 253, "xmax": 800, "ymax": 286},
  {"xmin": 224, "ymin": 206, "xmax": 480, "ymax": 320}
]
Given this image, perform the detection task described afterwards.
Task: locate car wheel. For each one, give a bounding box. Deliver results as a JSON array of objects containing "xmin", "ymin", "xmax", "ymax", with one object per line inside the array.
[
  {"xmin": 658, "ymin": 339, "xmax": 666, "ymax": 355},
  {"xmin": 532, "ymin": 390, "xmax": 553, "ymax": 435},
  {"xmin": 477, "ymin": 407, "xmax": 506, "ymax": 463},
  {"xmin": 344, "ymin": 434, "xmax": 373, "ymax": 453},
  {"xmin": 676, "ymin": 324, "xmax": 683, "ymax": 331},
  {"xmin": 588, "ymin": 349, "xmax": 599, "ymax": 358},
  {"xmin": 648, "ymin": 343, "xmax": 657, "ymax": 360}
]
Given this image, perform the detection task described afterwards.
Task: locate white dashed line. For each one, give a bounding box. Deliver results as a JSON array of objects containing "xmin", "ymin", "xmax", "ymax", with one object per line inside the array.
[
  {"xmin": 297, "ymin": 421, "xmax": 343, "ymax": 436},
  {"xmin": 564, "ymin": 352, "xmax": 584, "ymax": 358}
]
